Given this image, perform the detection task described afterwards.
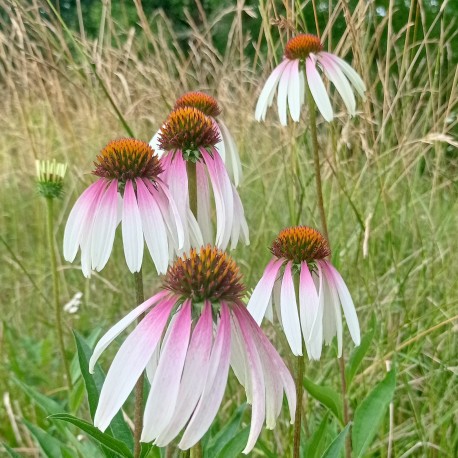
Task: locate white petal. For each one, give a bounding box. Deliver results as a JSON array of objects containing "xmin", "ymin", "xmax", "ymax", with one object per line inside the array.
[
  {"xmin": 287, "ymin": 59, "xmax": 301, "ymax": 122},
  {"xmin": 306, "ymin": 55, "xmax": 333, "ymax": 122},
  {"xmin": 149, "ymin": 128, "xmax": 165, "ymax": 158},
  {"xmin": 255, "ymin": 60, "xmax": 290, "ymax": 121},
  {"xmin": 277, "ymin": 60, "xmax": 293, "ymax": 126},
  {"xmin": 280, "ymin": 261, "xmax": 303, "ymax": 356},
  {"xmin": 196, "ymin": 161, "xmax": 213, "ymax": 244},
  {"xmin": 121, "ymin": 180, "xmax": 144, "ymax": 273},
  {"xmin": 219, "ymin": 120, "xmax": 243, "ymax": 187}
]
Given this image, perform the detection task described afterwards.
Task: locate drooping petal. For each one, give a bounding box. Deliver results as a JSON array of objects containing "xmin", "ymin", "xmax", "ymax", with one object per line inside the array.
[
  {"xmin": 179, "ymin": 303, "xmax": 231, "ymax": 450},
  {"xmin": 280, "ymin": 261, "xmax": 303, "ymax": 356},
  {"xmin": 277, "ymin": 60, "xmax": 293, "ymax": 126},
  {"xmin": 305, "ymin": 55, "xmax": 333, "ymax": 122},
  {"xmin": 121, "ymin": 180, "xmax": 144, "ymax": 273},
  {"xmin": 155, "ymin": 301, "xmax": 213, "ymax": 446},
  {"xmin": 321, "ymin": 52, "xmax": 366, "ymax": 98},
  {"xmin": 218, "ymin": 120, "xmax": 243, "ymax": 187},
  {"xmin": 299, "ymin": 262, "xmax": 320, "ymax": 360},
  {"xmin": 201, "ymin": 148, "xmax": 233, "ymax": 249},
  {"xmin": 241, "ymin": 306, "xmax": 296, "ymax": 425},
  {"xmin": 230, "ymin": 183, "xmax": 250, "ymax": 249},
  {"xmin": 94, "ymin": 297, "xmax": 176, "ymax": 431},
  {"xmin": 247, "ymin": 258, "xmax": 283, "ymax": 324},
  {"xmin": 149, "ymin": 128, "xmax": 165, "ymax": 158},
  {"xmin": 287, "ymin": 58, "xmax": 301, "ymax": 122},
  {"xmin": 142, "ymin": 301, "xmax": 192, "ymax": 442},
  {"xmin": 136, "ymin": 179, "xmax": 169, "ymax": 274},
  {"xmin": 63, "ymin": 179, "xmax": 107, "ymax": 263},
  {"xmin": 213, "ymin": 122, "xmax": 226, "ymax": 162},
  {"xmin": 255, "ymin": 59, "xmax": 290, "ymax": 122},
  {"xmin": 309, "ymin": 263, "xmax": 325, "ymax": 359},
  {"xmin": 89, "ymin": 290, "xmax": 170, "ymax": 373},
  {"xmin": 196, "ymin": 161, "xmax": 213, "ymax": 244},
  {"xmin": 91, "ymin": 180, "xmax": 119, "ymax": 272},
  {"xmin": 324, "ymin": 261, "xmax": 361, "ymax": 346},
  {"xmin": 318, "ymin": 53, "xmax": 356, "ymax": 116},
  {"xmin": 231, "ymin": 305, "xmax": 266, "ymax": 454}
]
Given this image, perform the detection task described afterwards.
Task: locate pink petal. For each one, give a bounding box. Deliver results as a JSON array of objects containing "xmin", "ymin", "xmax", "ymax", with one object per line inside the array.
[
  {"xmin": 196, "ymin": 161, "xmax": 213, "ymax": 244},
  {"xmin": 94, "ymin": 296, "xmax": 176, "ymax": 431},
  {"xmin": 91, "ymin": 179, "xmax": 119, "ymax": 272},
  {"xmin": 247, "ymin": 258, "xmax": 283, "ymax": 324},
  {"xmin": 179, "ymin": 303, "xmax": 231, "ymax": 450},
  {"xmin": 142, "ymin": 300, "xmax": 192, "ymax": 442},
  {"xmin": 155, "ymin": 301, "xmax": 214, "ymax": 446}
]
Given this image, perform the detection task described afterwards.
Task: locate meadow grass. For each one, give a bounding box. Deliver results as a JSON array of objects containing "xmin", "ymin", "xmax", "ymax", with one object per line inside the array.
[{"xmin": 0, "ymin": 0, "xmax": 457, "ymax": 456}]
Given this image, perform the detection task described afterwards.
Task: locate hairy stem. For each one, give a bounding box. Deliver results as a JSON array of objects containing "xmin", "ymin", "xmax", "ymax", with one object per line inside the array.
[
  {"xmin": 133, "ymin": 269, "xmax": 145, "ymax": 458},
  {"xmin": 46, "ymin": 197, "xmax": 72, "ymax": 390},
  {"xmin": 306, "ymin": 83, "xmax": 329, "ymax": 242},
  {"xmin": 293, "ymin": 354, "xmax": 305, "ymax": 458}
]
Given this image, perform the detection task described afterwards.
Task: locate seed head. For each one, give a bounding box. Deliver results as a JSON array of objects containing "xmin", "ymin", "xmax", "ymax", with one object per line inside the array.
[
  {"xmin": 284, "ymin": 34, "xmax": 323, "ymax": 60},
  {"xmin": 174, "ymin": 92, "xmax": 221, "ymax": 118},
  {"xmin": 164, "ymin": 245, "xmax": 245, "ymax": 303},
  {"xmin": 93, "ymin": 138, "xmax": 162, "ymax": 182},
  {"xmin": 271, "ymin": 226, "xmax": 330, "ymax": 264}
]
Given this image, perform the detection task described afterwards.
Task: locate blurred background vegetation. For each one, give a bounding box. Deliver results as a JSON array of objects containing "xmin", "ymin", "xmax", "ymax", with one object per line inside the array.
[{"xmin": 0, "ymin": 0, "xmax": 457, "ymax": 456}]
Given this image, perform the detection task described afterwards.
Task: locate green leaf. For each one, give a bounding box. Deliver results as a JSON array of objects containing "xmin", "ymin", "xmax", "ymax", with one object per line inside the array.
[
  {"xmin": 352, "ymin": 369, "xmax": 396, "ymax": 458},
  {"xmin": 218, "ymin": 426, "xmax": 250, "ymax": 458},
  {"xmin": 49, "ymin": 413, "xmax": 133, "ymax": 458},
  {"xmin": 14, "ymin": 378, "xmax": 63, "ymax": 415},
  {"xmin": 73, "ymin": 331, "xmax": 133, "ymax": 449},
  {"xmin": 303, "ymin": 377, "xmax": 344, "ymax": 425},
  {"xmin": 69, "ymin": 378, "xmax": 86, "ymax": 413},
  {"xmin": 140, "ymin": 443, "xmax": 162, "ymax": 458},
  {"xmin": 24, "ymin": 420, "xmax": 73, "ymax": 458},
  {"xmin": 206, "ymin": 405, "xmax": 246, "ymax": 457},
  {"xmin": 345, "ymin": 315, "xmax": 376, "ymax": 387},
  {"xmin": 321, "ymin": 423, "xmax": 351, "ymax": 458},
  {"xmin": 2, "ymin": 443, "xmax": 22, "ymax": 458},
  {"xmin": 304, "ymin": 413, "xmax": 330, "ymax": 458}
]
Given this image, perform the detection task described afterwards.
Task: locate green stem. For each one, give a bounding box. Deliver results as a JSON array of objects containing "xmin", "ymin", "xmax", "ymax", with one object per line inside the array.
[
  {"xmin": 187, "ymin": 160, "xmax": 198, "ymax": 217},
  {"xmin": 305, "ymin": 83, "xmax": 329, "ymax": 243},
  {"xmin": 190, "ymin": 442, "xmax": 202, "ymax": 458},
  {"xmin": 293, "ymin": 355, "xmax": 305, "ymax": 458},
  {"xmin": 339, "ymin": 354, "xmax": 351, "ymax": 458},
  {"xmin": 133, "ymin": 269, "xmax": 145, "ymax": 458},
  {"xmin": 46, "ymin": 197, "xmax": 72, "ymax": 390}
]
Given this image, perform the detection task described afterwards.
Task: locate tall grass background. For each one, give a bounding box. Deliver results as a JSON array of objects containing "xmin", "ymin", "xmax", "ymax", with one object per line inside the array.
[{"xmin": 0, "ymin": 0, "xmax": 457, "ymax": 456}]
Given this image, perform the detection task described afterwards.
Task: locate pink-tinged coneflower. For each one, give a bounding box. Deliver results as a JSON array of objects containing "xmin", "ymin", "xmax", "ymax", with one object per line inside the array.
[
  {"xmin": 63, "ymin": 138, "xmax": 184, "ymax": 277},
  {"xmin": 247, "ymin": 226, "xmax": 360, "ymax": 360},
  {"xmin": 151, "ymin": 92, "xmax": 243, "ymax": 187},
  {"xmin": 155, "ymin": 106, "xmax": 249, "ymax": 251},
  {"xmin": 90, "ymin": 246, "xmax": 295, "ymax": 453},
  {"xmin": 255, "ymin": 34, "xmax": 366, "ymax": 124}
]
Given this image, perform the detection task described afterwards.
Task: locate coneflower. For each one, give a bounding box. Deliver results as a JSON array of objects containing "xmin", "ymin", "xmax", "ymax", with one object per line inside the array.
[{"xmin": 90, "ymin": 246, "xmax": 295, "ymax": 453}]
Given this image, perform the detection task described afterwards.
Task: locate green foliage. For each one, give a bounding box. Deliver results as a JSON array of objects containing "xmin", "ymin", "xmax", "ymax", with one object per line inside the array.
[
  {"xmin": 321, "ymin": 423, "xmax": 351, "ymax": 458},
  {"xmin": 352, "ymin": 369, "xmax": 396, "ymax": 457}
]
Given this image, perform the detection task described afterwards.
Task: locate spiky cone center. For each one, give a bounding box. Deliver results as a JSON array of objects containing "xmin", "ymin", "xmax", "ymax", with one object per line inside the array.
[
  {"xmin": 93, "ymin": 138, "xmax": 162, "ymax": 182},
  {"xmin": 164, "ymin": 245, "xmax": 245, "ymax": 304},
  {"xmin": 271, "ymin": 226, "xmax": 330, "ymax": 264},
  {"xmin": 174, "ymin": 91, "xmax": 221, "ymax": 118},
  {"xmin": 158, "ymin": 107, "xmax": 220, "ymax": 154},
  {"xmin": 284, "ymin": 34, "xmax": 323, "ymax": 60}
]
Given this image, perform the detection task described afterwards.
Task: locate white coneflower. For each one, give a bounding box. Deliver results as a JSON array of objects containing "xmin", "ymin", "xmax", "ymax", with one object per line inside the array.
[
  {"xmin": 248, "ymin": 226, "xmax": 360, "ymax": 360},
  {"xmin": 255, "ymin": 33, "xmax": 366, "ymax": 124}
]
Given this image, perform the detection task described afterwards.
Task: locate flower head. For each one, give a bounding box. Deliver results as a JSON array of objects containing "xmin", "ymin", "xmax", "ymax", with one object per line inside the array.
[
  {"xmin": 153, "ymin": 106, "xmax": 249, "ymax": 252},
  {"xmin": 248, "ymin": 226, "xmax": 360, "ymax": 360},
  {"xmin": 63, "ymin": 138, "xmax": 183, "ymax": 277},
  {"xmin": 174, "ymin": 91, "xmax": 222, "ymax": 118},
  {"xmin": 255, "ymin": 33, "xmax": 366, "ymax": 124},
  {"xmin": 90, "ymin": 246, "xmax": 296, "ymax": 453},
  {"xmin": 36, "ymin": 159, "xmax": 67, "ymax": 199}
]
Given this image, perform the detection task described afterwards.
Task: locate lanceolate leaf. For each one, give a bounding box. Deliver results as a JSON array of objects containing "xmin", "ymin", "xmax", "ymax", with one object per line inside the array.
[
  {"xmin": 303, "ymin": 377, "xmax": 344, "ymax": 425},
  {"xmin": 352, "ymin": 369, "xmax": 396, "ymax": 458},
  {"xmin": 23, "ymin": 420, "xmax": 72, "ymax": 458},
  {"xmin": 73, "ymin": 331, "xmax": 133, "ymax": 449},
  {"xmin": 321, "ymin": 423, "xmax": 351, "ymax": 458},
  {"xmin": 49, "ymin": 414, "xmax": 133, "ymax": 458},
  {"xmin": 218, "ymin": 426, "xmax": 250, "ymax": 458},
  {"xmin": 304, "ymin": 413, "xmax": 331, "ymax": 458}
]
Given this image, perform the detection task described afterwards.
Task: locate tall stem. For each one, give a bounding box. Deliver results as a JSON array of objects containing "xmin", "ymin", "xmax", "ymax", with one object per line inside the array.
[
  {"xmin": 187, "ymin": 160, "xmax": 198, "ymax": 216},
  {"xmin": 306, "ymin": 84, "xmax": 351, "ymax": 457},
  {"xmin": 305, "ymin": 84, "xmax": 329, "ymax": 242},
  {"xmin": 133, "ymin": 269, "xmax": 145, "ymax": 458},
  {"xmin": 46, "ymin": 197, "xmax": 72, "ymax": 390},
  {"xmin": 293, "ymin": 354, "xmax": 305, "ymax": 458}
]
